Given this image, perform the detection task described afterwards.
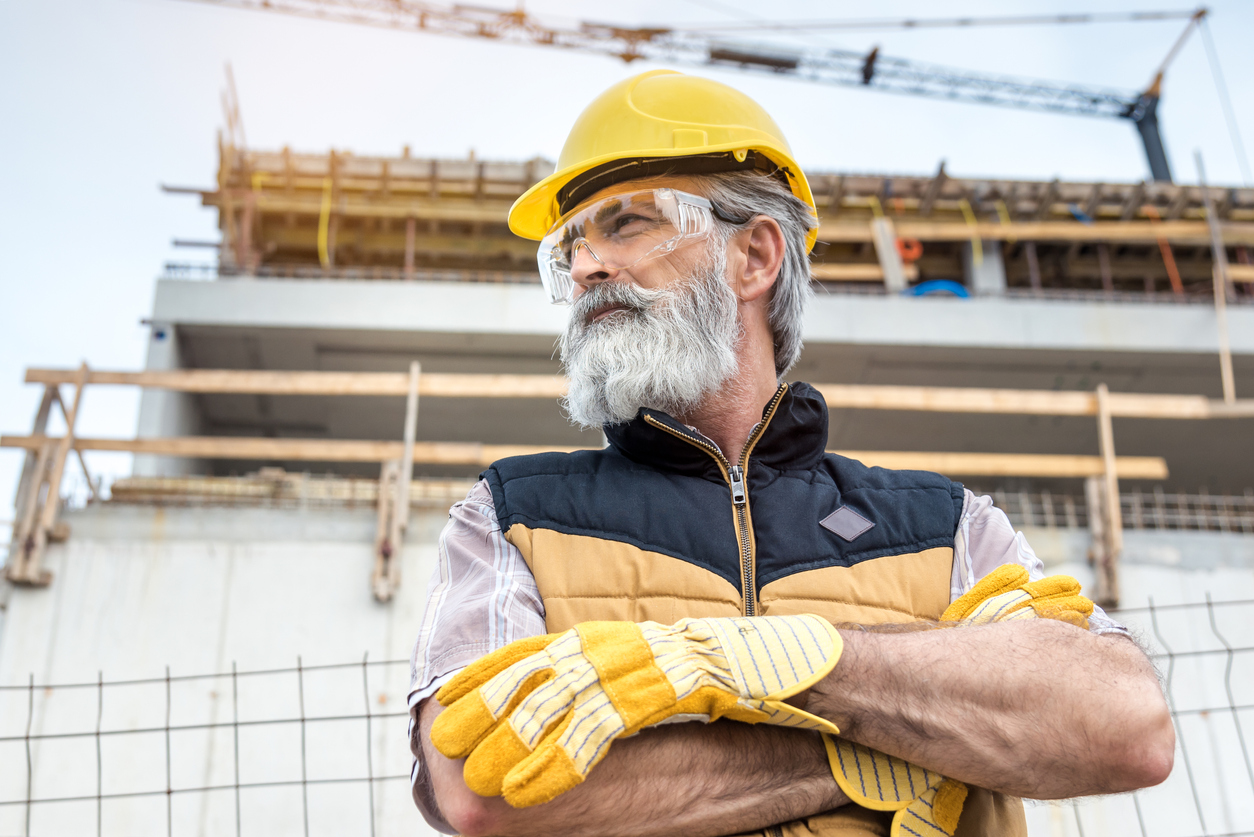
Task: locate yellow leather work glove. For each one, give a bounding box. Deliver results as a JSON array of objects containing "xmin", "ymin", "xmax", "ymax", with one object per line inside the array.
[
  {"xmin": 942, "ymin": 563, "xmax": 1093, "ymax": 628},
  {"xmin": 821, "ymin": 564, "xmax": 1093, "ymax": 837},
  {"xmin": 825, "ymin": 737, "xmax": 968, "ymax": 837},
  {"xmin": 431, "ymin": 614, "xmax": 842, "ymax": 808}
]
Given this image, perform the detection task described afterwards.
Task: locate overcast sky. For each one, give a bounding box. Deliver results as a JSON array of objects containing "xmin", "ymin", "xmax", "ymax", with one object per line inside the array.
[{"xmin": 2, "ymin": 0, "xmax": 1252, "ymax": 519}]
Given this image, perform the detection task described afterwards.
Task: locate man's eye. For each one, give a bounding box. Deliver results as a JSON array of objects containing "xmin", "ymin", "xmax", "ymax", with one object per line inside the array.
[{"xmin": 611, "ymin": 214, "xmax": 650, "ymax": 234}]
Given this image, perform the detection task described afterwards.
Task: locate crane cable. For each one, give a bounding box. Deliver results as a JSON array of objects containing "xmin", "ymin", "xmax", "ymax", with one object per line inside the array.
[
  {"xmin": 1197, "ymin": 16, "xmax": 1252, "ymax": 186},
  {"xmin": 667, "ymin": 9, "xmax": 1203, "ymax": 35}
]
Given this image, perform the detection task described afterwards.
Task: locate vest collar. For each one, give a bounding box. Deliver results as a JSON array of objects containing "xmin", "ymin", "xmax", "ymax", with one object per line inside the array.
[{"xmin": 603, "ymin": 382, "xmax": 829, "ymax": 475}]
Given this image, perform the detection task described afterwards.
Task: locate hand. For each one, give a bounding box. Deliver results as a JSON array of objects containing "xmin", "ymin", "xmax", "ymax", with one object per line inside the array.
[
  {"xmin": 942, "ymin": 563, "xmax": 1093, "ymax": 627},
  {"xmin": 431, "ymin": 615, "xmax": 842, "ymax": 807}
]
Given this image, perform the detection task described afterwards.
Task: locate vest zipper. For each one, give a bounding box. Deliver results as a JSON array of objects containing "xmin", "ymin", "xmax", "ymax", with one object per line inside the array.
[
  {"xmin": 728, "ymin": 463, "xmax": 754, "ymax": 615},
  {"xmin": 640, "ymin": 384, "xmax": 788, "ymax": 618}
]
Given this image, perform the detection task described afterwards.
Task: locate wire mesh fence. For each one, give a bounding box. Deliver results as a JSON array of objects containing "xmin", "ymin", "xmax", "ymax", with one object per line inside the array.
[
  {"xmin": 986, "ymin": 488, "xmax": 1254, "ymax": 534},
  {"xmin": 0, "ymin": 657, "xmax": 413, "ymax": 837},
  {"xmin": 6, "ymin": 597, "xmax": 1254, "ymax": 836}
]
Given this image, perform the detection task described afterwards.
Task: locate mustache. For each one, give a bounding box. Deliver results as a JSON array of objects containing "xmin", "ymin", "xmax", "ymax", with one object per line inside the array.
[{"xmin": 570, "ymin": 281, "xmax": 667, "ymax": 324}]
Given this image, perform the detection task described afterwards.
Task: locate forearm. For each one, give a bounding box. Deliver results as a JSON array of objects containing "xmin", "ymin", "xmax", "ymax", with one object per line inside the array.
[
  {"xmin": 420, "ymin": 698, "xmax": 848, "ymax": 837},
  {"xmin": 808, "ymin": 619, "xmax": 1174, "ymax": 798}
]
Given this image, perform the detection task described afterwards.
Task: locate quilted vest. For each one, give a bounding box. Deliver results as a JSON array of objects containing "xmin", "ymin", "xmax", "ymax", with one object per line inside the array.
[{"xmin": 483, "ymin": 382, "xmax": 1027, "ymax": 837}]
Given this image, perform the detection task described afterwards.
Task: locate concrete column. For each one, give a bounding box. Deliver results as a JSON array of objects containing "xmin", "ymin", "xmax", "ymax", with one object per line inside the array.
[
  {"xmin": 961, "ymin": 240, "xmax": 1007, "ymax": 296},
  {"xmin": 132, "ymin": 323, "xmax": 203, "ymax": 477},
  {"xmin": 870, "ymin": 218, "xmax": 908, "ymax": 293}
]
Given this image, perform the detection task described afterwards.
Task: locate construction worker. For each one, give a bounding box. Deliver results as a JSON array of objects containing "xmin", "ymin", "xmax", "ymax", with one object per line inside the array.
[{"xmin": 407, "ymin": 70, "xmax": 1174, "ymax": 837}]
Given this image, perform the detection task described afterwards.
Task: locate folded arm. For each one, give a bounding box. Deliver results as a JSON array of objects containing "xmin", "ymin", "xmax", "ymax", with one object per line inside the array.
[
  {"xmin": 420, "ymin": 697, "xmax": 848, "ymax": 837},
  {"xmin": 809, "ymin": 620, "xmax": 1175, "ymax": 799}
]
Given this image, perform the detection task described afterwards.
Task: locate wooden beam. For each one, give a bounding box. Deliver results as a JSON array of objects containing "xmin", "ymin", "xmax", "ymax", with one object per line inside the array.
[
  {"xmin": 1094, "ymin": 384, "xmax": 1122, "ymax": 606},
  {"xmin": 378, "ymin": 361, "xmax": 421, "ymax": 601},
  {"xmin": 373, "ymin": 460, "xmax": 399, "ymax": 603},
  {"xmin": 7, "ymin": 441, "xmax": 52, "ymax": 581},
  {"xmin": 0, "ymin": 435, "xmax": 1168, "ymax": 479},
  {"xmin": 21, "ymin": 368, "xmax": 1254, "ymax": 418},
  {"xmin": 258, "ymin": 225, "xmax": 536, "ymax": 259},
  {"xmin": 1198, "ymin": 156, "xmax": 1238, "ymax": 405},
  {"xmin": 1024, "ymin": 241, "xmax": 1042, "ymax": 291},
  {"xmin": 0, "ymin": 434, "xmax": 582, "ymax": 467},
  {"xmin": 403, "ymin": 216, "xmax": 416, "ymax": 280},
  {"xmin": 810, "ymin": 263, "xmax": 919, "ymax": 282},
  {"xmin": 817, "ymin": 220, "xmax": 1254, "ymax": 246},
  {"xmin": 1229, "ymin": 264, "xmax": 1254, "ymax": 283},
  {"xmin": 203, "ymin": 191, "xmax": 514, "ymax": 224},
  {"xmin": 396, "ymin": 361, "xmax": 420, "ymax": 530},
  {"xmin": 24, "ymin": 369, "xmax": 569, "ymax": 398},
  {"xmin": 811, "ymin": 384, "xmax": 1223, "ymax": 419},
  {"xmin": 918, "ymin": 162, "xmax": 946, "ymax": 217},
  {"xmin": 833, "ymin": 451, "xmax": 1166, "ymax": 479},
  {"xmin": 9, "ymin": 386, "xmax": 57, "ymax": 548},
  {"xmin": 9, "ymin": 364, "xmax": 88, "ymax": 586}
]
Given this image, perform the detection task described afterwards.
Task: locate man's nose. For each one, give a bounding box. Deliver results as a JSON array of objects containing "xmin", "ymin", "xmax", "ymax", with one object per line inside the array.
[{"xmin": 569, "ymin": 241, "xmax": 619, "ymax": 294}]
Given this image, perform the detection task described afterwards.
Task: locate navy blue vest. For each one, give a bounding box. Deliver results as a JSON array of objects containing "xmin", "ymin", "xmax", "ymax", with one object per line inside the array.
[{"xmin": 483, "ymin": 382, "xmax": 964, "ymax": 606}]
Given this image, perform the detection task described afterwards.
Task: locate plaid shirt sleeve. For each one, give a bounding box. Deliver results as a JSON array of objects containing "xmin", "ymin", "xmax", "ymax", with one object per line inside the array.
[
  {"xmin": 951, "ymin": 488, "xmax": 1127, "ymax": 636},
  {"xmin": 407, "ymin": 479, "xmax": 546, "ymax": 833}
]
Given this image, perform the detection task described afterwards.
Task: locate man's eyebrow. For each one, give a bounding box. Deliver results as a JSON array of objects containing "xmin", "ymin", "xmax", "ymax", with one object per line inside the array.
[{"xmin": 593, "ymin": 199, "xmax": 625, "ymax": 226}]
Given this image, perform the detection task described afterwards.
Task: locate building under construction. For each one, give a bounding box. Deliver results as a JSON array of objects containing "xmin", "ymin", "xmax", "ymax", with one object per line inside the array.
[{"xmin": 3, "ymin": 121, "xmax": 1254, "ymax": 837}]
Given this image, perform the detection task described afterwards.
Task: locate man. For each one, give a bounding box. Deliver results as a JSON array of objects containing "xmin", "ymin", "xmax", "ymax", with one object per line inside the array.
[{"xmin": 408, "ymin": 70, "xmax": 1174, "ymax": 837}]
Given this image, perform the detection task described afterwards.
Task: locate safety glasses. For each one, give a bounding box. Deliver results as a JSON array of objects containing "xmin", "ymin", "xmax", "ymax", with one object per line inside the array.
[{"xmin": 537, "ymin": 188, "xmax": 744, "ymax": 305}]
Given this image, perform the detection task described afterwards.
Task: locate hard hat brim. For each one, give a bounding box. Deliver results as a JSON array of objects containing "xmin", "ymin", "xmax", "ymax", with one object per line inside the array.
[{"xmin": 509, "ymin": 141, "xmax": 818, "ymax": 251}]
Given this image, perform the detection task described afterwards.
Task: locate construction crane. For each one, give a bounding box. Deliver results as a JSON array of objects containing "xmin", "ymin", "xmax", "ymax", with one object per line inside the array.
[{"xmin": 176, "ymin": 0, "xmax": 1208, "ymax": 182}]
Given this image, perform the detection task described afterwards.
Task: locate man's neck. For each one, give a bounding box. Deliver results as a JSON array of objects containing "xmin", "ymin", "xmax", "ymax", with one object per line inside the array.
[
  {"xmin": 676, "ymin": 308, "xmax": 783, "ymax": 463},
  {"xmin": 677, "ymin": 372, "xmax": 780, "ymax": 465}
]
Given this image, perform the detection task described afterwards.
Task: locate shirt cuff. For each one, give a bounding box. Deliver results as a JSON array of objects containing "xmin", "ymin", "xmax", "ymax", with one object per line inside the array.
[
  {"xmin": 1088, "ymin": 604, "xmax": 1130, "ymax": 637},
  {"xmin": 409, "ymin": 671, "xmax": 458, "ymax": 709}
]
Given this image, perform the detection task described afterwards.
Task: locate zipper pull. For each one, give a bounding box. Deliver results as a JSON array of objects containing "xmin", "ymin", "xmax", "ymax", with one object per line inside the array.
[{"xmin": 728, "ymin": 465, "xmax": 746, "ymax": 505}]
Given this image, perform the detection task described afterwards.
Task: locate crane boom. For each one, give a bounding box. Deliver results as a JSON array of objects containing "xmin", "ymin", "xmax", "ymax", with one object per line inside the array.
[{"xmin": 173, "ymin": 0, "xmax": 1187, "ymax": 181}]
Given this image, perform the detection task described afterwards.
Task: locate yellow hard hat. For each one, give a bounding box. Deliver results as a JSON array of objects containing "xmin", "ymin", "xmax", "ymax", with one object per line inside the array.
[{"xmin": 509, "ymin": 69, "xmax": 818, "ymax": 252}]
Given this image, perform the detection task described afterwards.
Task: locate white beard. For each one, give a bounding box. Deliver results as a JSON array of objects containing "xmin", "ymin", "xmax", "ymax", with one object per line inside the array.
[{"xmin": 558, "ymin": 250, "xmax": 743, "ymax": 428}]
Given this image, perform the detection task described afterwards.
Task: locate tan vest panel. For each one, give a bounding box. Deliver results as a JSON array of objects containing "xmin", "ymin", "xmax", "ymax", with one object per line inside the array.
[
  {"xmin": 508, "ymin": 524, "xmax": 742, "ymax": 629},
  {"xmin": 758, "ymin": 548, "xmax": 953, "ymax": 625}
]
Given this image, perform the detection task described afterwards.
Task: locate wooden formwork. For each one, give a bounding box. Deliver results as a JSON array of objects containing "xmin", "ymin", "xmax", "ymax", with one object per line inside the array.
[{"xmin": 176, "ymin": 144, "xmax": 1254, "ymax": 296}]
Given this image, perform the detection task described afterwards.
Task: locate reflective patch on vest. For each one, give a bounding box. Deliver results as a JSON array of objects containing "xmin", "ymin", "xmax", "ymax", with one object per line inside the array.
[{"xmin": 820, "ymin": 506, "xmax": 874, "ymax": 542}]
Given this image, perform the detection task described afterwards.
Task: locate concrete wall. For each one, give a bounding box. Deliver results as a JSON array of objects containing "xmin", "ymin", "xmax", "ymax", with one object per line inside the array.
[
  {"xmin": 0, "ymin": 504, "xmax": 446, "ymax": 837},
  {"xmin": 149, "ymin": 278, "xmax": 1254, "ymax": 356}
]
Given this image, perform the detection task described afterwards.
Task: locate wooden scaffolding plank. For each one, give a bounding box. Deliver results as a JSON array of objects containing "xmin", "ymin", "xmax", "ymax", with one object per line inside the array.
[
  {"xmin": 812, "ymin": 384, "xmax": 1224, "ymax": 418},
  {"xmin": 0, "ymin": 434, "xmax": 1168, "ymax": 479},
  {"xmin": 811, "ymin": 263, "xmax": 919, "ymax": 282},
  {"xmin": 20, "ymin": 368, "xmax": 1254, "ymax": 417},
  {"xmin": 24, "ymin": 369, "xmax": 569, "ymax": 399}
]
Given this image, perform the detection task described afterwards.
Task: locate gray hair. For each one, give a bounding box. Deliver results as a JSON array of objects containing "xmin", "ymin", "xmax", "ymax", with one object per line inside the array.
[{"xmin": 687, "ymin": 171, "xmax": 817, "ymax": 377}]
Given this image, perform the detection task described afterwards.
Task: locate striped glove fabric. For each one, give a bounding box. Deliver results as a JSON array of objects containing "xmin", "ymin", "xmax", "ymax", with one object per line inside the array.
[
  {"xmin": 430, "ymin": 615, "xmax": 842, "ymax": 808},
  {"xmin": 821, "ymin": 564, "xmax": 1093, "ymax": 837},
  {"xmin": 941, "ymin": 563, "xmax": 1093, "ymax": 627},
  {"xmin": 825, "ymin": 737, "xmax": 968, "ymax": 837}
]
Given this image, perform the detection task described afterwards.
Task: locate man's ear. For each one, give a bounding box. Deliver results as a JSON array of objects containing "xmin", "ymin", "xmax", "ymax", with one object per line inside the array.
[{"xmin": 734, "ymin": 216, "xmax": 786, "ymax": 303}]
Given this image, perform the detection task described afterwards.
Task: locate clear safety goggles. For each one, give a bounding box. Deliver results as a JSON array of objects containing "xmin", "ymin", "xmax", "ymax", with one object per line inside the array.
[{"xmin": 537, "ymin": 188, "xmax": 745, "ymax": 305}]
